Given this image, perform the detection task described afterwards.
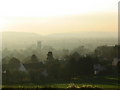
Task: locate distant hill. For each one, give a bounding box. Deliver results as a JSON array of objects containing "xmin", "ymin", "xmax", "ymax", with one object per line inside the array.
[
  {"xmin": 2, "ymin": 31, "xmax": 117, "ymax": 50},
  {"xmin": 2, "ymin": 32, "xmax": 42, "ymax": 50},
  {"xmin": 46, "ymin": 32, "xmax": 117, "ymax": 38}
]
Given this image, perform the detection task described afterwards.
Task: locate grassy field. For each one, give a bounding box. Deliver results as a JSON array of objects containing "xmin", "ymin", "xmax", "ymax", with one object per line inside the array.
[{"xmin": 2, "ymin": 75, "xmax": 120, "ymax": 89}]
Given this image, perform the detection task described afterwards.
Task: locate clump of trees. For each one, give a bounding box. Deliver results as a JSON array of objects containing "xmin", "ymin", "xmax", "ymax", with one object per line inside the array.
[
  {"xmin": 2, "ymin": 52, "xmax": 95, "ymax": 84},
  {"xmin": 2, "ymin": 45, "xmax": 119, "ymax": 85}
]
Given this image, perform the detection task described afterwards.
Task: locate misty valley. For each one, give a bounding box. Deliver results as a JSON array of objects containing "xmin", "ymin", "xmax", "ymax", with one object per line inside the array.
[{"xmin": 1, "ymin": 32, "xmax": 119, "ymax": 89}]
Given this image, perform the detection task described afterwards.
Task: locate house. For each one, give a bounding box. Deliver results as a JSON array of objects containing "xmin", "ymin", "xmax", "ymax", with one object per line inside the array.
[
  {"xmin": 19, "ymin": 62, "xmax": 28, "ymax": 73},
  {"xmin": 93, "ymin": 64, "xmax": 106, "ymax": 75},
  {"xmin": 112, "ymin": 58, "xmax": 120, "ymax": 66}
]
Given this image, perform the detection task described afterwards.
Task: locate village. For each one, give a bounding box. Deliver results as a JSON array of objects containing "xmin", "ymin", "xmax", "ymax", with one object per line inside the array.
[{"xmin": 2, "ymin": 41, "xmax": 120, "ymax": 85}]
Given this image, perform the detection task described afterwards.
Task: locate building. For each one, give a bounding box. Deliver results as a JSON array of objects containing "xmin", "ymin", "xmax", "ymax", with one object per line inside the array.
[
  {"xmin": 112, "ymin": 58, "xmax": 120, "ymax": 66},
  {"xmin": 93, "ymin": 64, "xmax": 106, "ymax": 75},
  {"xmin": 19, "ymin": 62, "xmax": 28, "ymax": 73},
  {"xmin": 37, "ymin": 41, "xmax": 42, "ymax": 51}
]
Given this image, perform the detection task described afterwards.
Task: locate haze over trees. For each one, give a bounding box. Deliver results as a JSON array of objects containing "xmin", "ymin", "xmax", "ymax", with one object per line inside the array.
[
  {"xmin": 2, "ymin": 32, "xmax": 117, "ymax": 51},
  {"xmin": 1, "ymin": 32, "xmax": 119, "ymax": 88}
]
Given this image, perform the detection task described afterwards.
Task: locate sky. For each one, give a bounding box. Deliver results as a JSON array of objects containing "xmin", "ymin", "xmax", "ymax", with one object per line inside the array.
[{"xmin": 0, "ymin": 0, "xmax": 119, "ymax": 35}]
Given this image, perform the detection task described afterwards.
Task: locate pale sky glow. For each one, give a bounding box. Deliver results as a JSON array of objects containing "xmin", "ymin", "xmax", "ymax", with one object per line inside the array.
[
  {"xmin": 0, "ymin": 0, "xmax": 119, "ymax": 34},
  {"xmin": 0, "ymin": 0, "xmax": 118, "ymax": 17}
]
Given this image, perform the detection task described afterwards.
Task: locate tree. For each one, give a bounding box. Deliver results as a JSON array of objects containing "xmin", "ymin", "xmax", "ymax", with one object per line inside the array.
[
  {"xmin": 30, "ymin": 54, "xmax": 39, "ymax": 63},
  {"xmin": 8, "ymin": 57, "xmax": 21, "ymax": 72}
]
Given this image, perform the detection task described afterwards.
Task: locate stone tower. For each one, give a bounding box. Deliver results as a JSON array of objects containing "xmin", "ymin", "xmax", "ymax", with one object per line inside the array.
[{"xmin": 37, "ymin": 41, "xmax": 42, "ymax": 51}]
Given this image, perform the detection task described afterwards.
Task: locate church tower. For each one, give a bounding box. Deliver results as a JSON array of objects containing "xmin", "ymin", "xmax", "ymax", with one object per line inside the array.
[{"xmin": 37, "ymin": 41, "xmax": 42, "ymax": 51}]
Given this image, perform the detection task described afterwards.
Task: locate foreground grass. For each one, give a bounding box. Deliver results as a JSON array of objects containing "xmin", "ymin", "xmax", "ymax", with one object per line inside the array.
[
  {"xmin": 2, "ymin": 75, "xmax": 120, "ymax": 89},
  {"xmin": 2, "ymin": 83, "xmax": 119, "ymax": 88}
]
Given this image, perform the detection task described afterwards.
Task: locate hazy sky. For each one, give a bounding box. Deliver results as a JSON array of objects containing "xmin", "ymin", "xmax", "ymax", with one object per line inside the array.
[{"xmin": 0, "ymin": 0, "xmax": 119, "ymax": 35}]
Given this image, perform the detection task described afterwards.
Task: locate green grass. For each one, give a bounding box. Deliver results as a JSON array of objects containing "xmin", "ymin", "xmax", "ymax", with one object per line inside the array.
[
  {"xmin": 2, "ymin": 84, "xmax": 119, "ymax": 89},
  {"xmin": 2, "ymin": 75, "xmax": 120, "ymax": 89}
]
